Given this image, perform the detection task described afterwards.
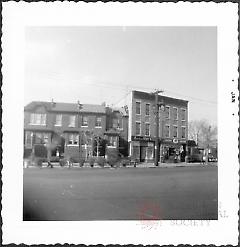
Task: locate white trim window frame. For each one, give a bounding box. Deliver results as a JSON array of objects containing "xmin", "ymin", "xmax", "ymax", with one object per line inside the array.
[
  {"xmin": 173, "ymin": 125, "xmax": 178, "ymax": 138},
  {"xmin": 145, "ymin": 122, "xmax": 150, "ymax": 136},
  {"xmin": 135, "ymin": 121, "xmax": 141, "ymax": 136},
  {"xmin": 181, "ymin": 126, "xmax": 186, "ymax": 139},
  {"xmin": 173, "ymin": 107, "xmax": 178, "ymax": 120},
  {"xmin": 69, "ymin": 115, "xmax": 76, "ymax": 127},
  {"xmin": 145, "ymin": 103, "xmax": 150, "ymax": 116},
  {"xmin": 81, "ymin": 116, "xmax": 88, "ymax": 127},
  {"xmin": 95, "ymin": 117, "xmax": 102, "ymax": 128},
  {"xmin": 165, "ymin": 105, "xmax": 170, "ymax": 119},
  {"xmin": 55, "ymin": 114, "xmax": 62, "ymax": 126},
  {"xmin": 136, "ymin": 101, "xmax": 141, "ymax": 115},
  {"xmin": 68, "ymin": 133, "xmax": 79, "ymax": 146},
  {"xmin": 29, "ymin": 113, "xmax": 46, "ymax": 125},
  {"xmin": 164, "ymin": 124, "xmax": 170, "ymax": 138}
]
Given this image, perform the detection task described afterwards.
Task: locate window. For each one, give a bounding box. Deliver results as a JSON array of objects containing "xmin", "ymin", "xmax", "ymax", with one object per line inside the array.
[
  {"xmin": 68, "ymin": 133, "xmax": 79, "ymax": 145},
  {"xmin": 136, "ymin": 122, "xmax": 141, "ymax": 136},
  {"xmin": 43, "ymin": 133, "xmax": 49, "ymax": 143},
  {"xmin": 145, "ymin": 103, "xmax": 150, "ymax": 116},
  {"xmin": 55, "ymin": 114, "xmax": 62, "ymax": 126},
  {"xmin": 181, "ymin": 109, "xmax": 186, "ymax": 121},
  {"xmin": 108, "ymin": 136, "xmax": 117, "ymax": 147},
  {"xmin": 165, "ymin": 106, "xmax": 170, "ymax": 119},
  {"xmin": 30, "ymin": 113, "xmax": 46, "ymax": 125},
  {"xmin": 82, "ymin": 116, "xmax": 88, "ymax": 127},
  {"xmin": 95, "ymin": 117, "xmax": 102, "ymax": 127},
  {"xmin": 164, "ymin": 125, "xmax": 170, "ymax": 138},
  {"xmin": 25, "ymin": 131, "xmax": 32, "ymax": 145},
  {"xmin": 173, "ymin": 126, "xmax": 178, "ymax": 138},
  {"xmin": 112, "ymin": 118, "xmax": 119, "ymax": 129},
  {"xmin": 181, "ymin": 127, "xmax": 186, "ymax": 139},
  {"xmin": 173, "ymin": 107, "xmax": 178, "ymax": 120},
  {"xmin": 69, "ymin": 115, "xmax": 76, "ymax": 127},
  {"xmin": 145, "ymin": 123, "xmax": 150, "ymax": 136},
  {"xmin": 136, "ymin": 102, "xmax": 141, "ymax": 115}
]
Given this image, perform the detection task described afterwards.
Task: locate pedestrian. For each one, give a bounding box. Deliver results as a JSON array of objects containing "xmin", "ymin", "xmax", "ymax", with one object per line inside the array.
[{"xmin": 47, "ymin": 148, "xmax": 53, "ymax": 168}]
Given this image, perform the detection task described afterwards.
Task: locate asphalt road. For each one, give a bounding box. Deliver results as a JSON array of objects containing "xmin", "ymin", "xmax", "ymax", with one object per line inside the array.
[{"xmin": 23, "ymin": 166, "xmax": 218, "ymax": 221}]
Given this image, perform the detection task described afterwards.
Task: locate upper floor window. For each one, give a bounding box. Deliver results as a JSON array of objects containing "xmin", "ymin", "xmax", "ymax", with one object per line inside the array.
[
  {"xmin": 145, "ymin": 123, "xmax": 150, "ymax": 136},
  {"xmin": 69, "ymin": 115, "xmax": 76, "ymax": 127},
  {"xmin": 95, "ymin": 117, "xmax": 102, "ymax": 127},
  {"xmin": 68, "ymin": 133, "xmax": 79, "ymax": 145},
  {"xmin": 164, "ymin": 125, "xmax": 170, "ymax": 138},
  {"xmin": 173, "ymin": 126, "xmax": 178, "ymax": 138},
  {"xmin": 30, "ymin": 113, "xmax": 46, "ymax": 125},
  {"xmin": 136, "ymin": 102, "xmax": 141, "ymax": 115},
  {"xmin": 181, "ymin": 126, "xmax": 186, "ymax": 139},
  {"xmin": 145, "ymin": 103, "xmax": 150, "ymax": 116},
  {"xmin": 136, "ymin": 122, "xmax": 141, "ymax": 136},
  {"xmin": 173, "ymin": 107, "xmax": 178, "ymax": 120},
  {"xmin": 55, "ymin": 114, "xmax": 62, "ymax": 126},
  {"xmin": 165, "ymin": 106, "xmax": 170, "ymax": 119},
  {"xmin": 181, "ymin": 109, "xmax": 186, "ymax": 121},
  {"xmin": 82, "ymin": 116, "xmax": 88, "ymax": 127}
]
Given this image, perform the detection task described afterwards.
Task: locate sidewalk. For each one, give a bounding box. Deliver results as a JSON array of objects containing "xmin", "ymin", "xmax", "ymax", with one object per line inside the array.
[{"xmin": 28, "ymin": 161, "xmax": 217, "ymax": 168}]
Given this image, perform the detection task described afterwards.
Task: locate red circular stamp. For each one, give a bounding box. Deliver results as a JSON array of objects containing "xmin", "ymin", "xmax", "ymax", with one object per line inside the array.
[{"xmin": 137, "ymin": 201, "xmax": 162, "ymax": 230}]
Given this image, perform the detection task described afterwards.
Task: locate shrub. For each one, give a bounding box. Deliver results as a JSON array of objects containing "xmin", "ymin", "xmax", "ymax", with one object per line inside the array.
[
  {"xmin": 88, "ymin": 157, "xmax": 95, "ymax": 167},
  {"xmin": 96, "ymin": 157, "xmax": 106, "ymax": 168}
]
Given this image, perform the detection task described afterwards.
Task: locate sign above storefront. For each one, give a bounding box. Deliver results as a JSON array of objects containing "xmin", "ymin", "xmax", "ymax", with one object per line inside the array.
[{"xmin": 131, "ymin": 136, "xmax": 154, "ymax": 142}]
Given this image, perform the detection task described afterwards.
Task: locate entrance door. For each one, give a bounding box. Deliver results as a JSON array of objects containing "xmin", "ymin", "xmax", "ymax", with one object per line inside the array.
[{"xmin": 140, "ymin": 146, "xmax": 147, "ymax": 162}]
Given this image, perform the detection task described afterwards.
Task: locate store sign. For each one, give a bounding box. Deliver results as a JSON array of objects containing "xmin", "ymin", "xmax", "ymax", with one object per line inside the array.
[
  {"xmin": 173, "ymin": 138, "xmax": 178, "ymax": 144},
  {"xmin": 131, "ymin": 136, "xmax": 154, "ymax": 142}
]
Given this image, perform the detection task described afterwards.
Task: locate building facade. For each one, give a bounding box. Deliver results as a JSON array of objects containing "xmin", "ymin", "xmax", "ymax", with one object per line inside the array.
[
  {"xmin": 24, "ymin": 101, "xmax": 129, "ymax": 160},
  {"xmin": 24, "ymin": 101, "xmax": 107, "ymax": 160},
  {"xmin": 127, "ymin": 91, "xmax": 188, "ymax": 162}
]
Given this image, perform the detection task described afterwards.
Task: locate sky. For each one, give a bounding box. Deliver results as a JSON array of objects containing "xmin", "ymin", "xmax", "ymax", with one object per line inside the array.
[{"xmin": 25, "ymin": 26, "xmax": 217, "ymax": 125}]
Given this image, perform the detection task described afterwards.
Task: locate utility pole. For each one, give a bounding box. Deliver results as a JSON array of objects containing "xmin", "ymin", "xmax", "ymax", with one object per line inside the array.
[
  {"xmin": 153, "ymin": 89, "xmax": 164, "ymax": 166},
  {"xmin": 77, "ymin": 101, "xmax": 83, "ymax": 166}
]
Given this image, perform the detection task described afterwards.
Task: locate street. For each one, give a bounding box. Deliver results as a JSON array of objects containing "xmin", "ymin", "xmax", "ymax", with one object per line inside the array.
[{"xmin": 23, "ymin": 166, "xmax": 218, "ymax": 221}]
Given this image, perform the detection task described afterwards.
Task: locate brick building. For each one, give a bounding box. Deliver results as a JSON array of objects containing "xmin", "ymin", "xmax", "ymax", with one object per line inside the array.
[
  {"xmin": 24, "ymin": 101, "xmax": 107, "ymax": 160},
  {"xmin": 24, "ymin": 101, "xmax": 129, "ymax": 160},
  {"xmin": 126, "ymin": 90, "xmax": 188, "ymax": 162}
]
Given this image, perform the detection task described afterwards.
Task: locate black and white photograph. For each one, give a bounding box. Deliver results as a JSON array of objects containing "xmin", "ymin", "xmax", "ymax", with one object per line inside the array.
[
  {"xmin": 23, "ymin": 25, "xmax": 218, "ymax": 221},
  {"xmin": 2, "ymin": 2, "xmax": 239, "ymax": 245}
]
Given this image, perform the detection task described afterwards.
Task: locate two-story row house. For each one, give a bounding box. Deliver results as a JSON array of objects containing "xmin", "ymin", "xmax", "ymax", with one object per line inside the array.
[
  {"xmin": 126, "ymin": 90, "xmax": 188, "ymax": 162},
  {"xmin": 24, "ymin": 101, "xmax": 128, "ymax": 160}
]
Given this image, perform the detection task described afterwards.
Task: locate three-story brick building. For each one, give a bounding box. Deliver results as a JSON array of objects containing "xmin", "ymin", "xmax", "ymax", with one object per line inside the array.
[{"xmin": 126, "ymin": 90, "xmax": 188, "ymax": 162}]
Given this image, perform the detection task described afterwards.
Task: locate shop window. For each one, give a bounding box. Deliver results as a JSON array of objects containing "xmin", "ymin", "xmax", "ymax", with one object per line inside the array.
[
  {"xmin": 181, "ymin": 127, "xmax": 186, "ymax": 139},
  {"xmin": 164, "ymin": 125, "xmax": 170, "ymax": 138},
  {"xmin": 82, "ymin": 116, "xmax": 88, "ymax": 127},
  {"xmin": 173, "ymin": 126, "xmax": 178, "ymax": 138},
  {"xmin": 145, "ymin": 103, "xmax": 150, "ymax": 116},
  {"xmin": 95, "ymin": 117, "xmax": 102, "ymax": 127},
  {"xmin": 173, "ymin": 107, "xmax": 178, "ymax": 120},
  {"xmin": 136, "ymin": 122, "xmax": 141, "ymax": 136},
  {"xmin": 165, "ymin": 106, "xmax": 170, "ymax": 119},
  {"xmin": 55, "ymin": 114, "xmax": 62, "ymax": 126},
  {"xmin": 145, "ymin": 123, "xmax": 150, "ymax": 136},
  {"xmin": 136, "ymin": 102, "xmax": 141, "ymax": 115},
  {"xmin": 30, "ymin": 113, "xmax": 46, "ymax": 125},
  {"xmin": 68, "ymin": 133, "xmax": 79, "ymax": 145},
  {"xmin": 69, "ymin": 115, "xmax": 76, "ymax": 127}
]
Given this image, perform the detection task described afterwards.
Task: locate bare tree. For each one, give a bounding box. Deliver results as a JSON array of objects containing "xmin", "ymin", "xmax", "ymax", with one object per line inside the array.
[{"xmin": 188, "ymin": 119, "xmax": 217, "ymax": 163}]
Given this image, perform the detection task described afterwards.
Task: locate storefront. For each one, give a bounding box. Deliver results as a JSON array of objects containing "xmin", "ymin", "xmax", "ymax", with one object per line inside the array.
[
  {"xmin": 131, "ymin": 136, "xmax": 155, "ymax": 162},
  {"xmin": 161, "ymin": 139, "xmax": 187, "ymax": 162}
]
